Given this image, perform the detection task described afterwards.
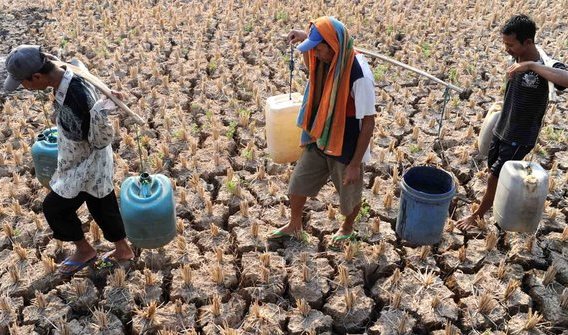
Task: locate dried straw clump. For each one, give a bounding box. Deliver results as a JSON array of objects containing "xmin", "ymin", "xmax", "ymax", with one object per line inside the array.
[
  {"xmin": 327, "ymin": 204, "xmax": 336, "ymax": 220},
  {"xmin": 296, "ymin": 298, "xmax": 310, "ymax": 317},
  {"xmin": 136, "ymin": 300, "xmax": 161, "ymax": 326},
  {"xmin": 13, "ymin": 243, "xmax": 28, "ymax": 261},
  {"xmin": 279, "ymin": 202, "xmax": 287, "ymax": 218},
  {"xmin": 343, "ymin": 241, "xmax": 359, "ymax": 261},
  {"xmin": 423, "ymin": 286, "xmax": 440, "ymax": 309},
  {"xmin": 560, "ymin": 288, "xmax": 568, "ymax": 309},
  {"xmin": 396, "ymin": 311, "xmax": 409, "ymax": 334},
  {"xmin": 8, "ymin": 265, "xmax": 20, "ymax": 284},
  {"xmin": 522, "ymin": 308, "xmax": 543, "ymax": 330},
  {"xmin": 496, "ymin": 260, "xmax": 507, "ymax": 280},
  {"xmin": 144, "ymin": 269, "xmax": 158, "ymax": 287},
  {"xmin": 502, "ymin": 279, "xmax": 520, "ymax": 301},
  {"xmin": 210, "ymin": 223, "xmax": 220, "ymax": 237},
  {"xmin": 485, "ymin": 231, "xmax": 498, "ymax": 251},
  {"xmin": 542, "ymin": 264, "xmax": 557, "ymax": 286},
  {"xmin": 371, "ymin": 177, "xmax": 381, "ymax": 195},
  {"xmin": 3, "ymin": 223, "xmax": 14, "ymax": 239},
  {"xmin": 344, "ymin": 289, "xmax": 355, "ymax": 311},
  {"xmin": 476, "ymin": 293, "xmax": 497, "ymax": 315},
  {"xmin": 390, "ymin": 291, "xmax": 402, "ymax": 309},
  {"xmin": 181, "ymin": 264, "xmax": 193, "ymax": 287},
  {"xmin": 92, "ymin": 307, "xmax": 112, "ymax": 330},
  {"xmin": 338, "ymin": 265, "xmax": 350, "ymax": 288},
  {"xmin": 371, "ymin": 217, "xmax": 381, "ymax": 234},
  {"xmin": 211, "ymin": 263, "xmax": 224, "ymax": 285},
  {"xmin": 457, "ymin": 246, "xmax": 467, "ymax": 263},
  {"xmin": 525, "ymin": 235, "xmax": 536, "ymax": 253},
  {"xmin": 108, "ymin": 268, "xmax": 127, "ymax": 288},
  {"xmin": 419, "ymin": 246, "xmax": 430, "ymax": 260},
  {"xmin": 301, "ymin": 264, "xmax": 311, "ymax": 283},
  {"xmin": 418, "ymin": 268, "xmax": 437, "ymax": 288},
  {"xmin": 210, "ymin": 294, "xmax": 222, "ymax": 317},
  {"xmin": 214, "ymin": 247, "xmax": 224, "ymax": 263},
  {"xmin": 34, "ymin": 291, "xmax": 48, "ymax": 309},
  {"xmin": 42, "ymin": 255, "xmax": 58, "ymax": 274}
]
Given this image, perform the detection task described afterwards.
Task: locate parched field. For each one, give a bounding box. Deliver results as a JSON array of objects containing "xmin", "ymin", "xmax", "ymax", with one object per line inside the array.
[{"xmin": 0, "ymin": 0, "xmax": 567, "ymax": 334}]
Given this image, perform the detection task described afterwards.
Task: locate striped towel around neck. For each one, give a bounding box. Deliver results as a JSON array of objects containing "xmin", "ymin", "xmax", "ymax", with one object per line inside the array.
[{"xmin": 297, "ymin": 16, "xmax": 355, "ymax": 157}]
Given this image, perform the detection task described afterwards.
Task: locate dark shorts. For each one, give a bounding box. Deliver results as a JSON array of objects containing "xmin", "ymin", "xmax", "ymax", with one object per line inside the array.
[{"xmin": 487, "ymin": 136, "xmax": 533, "ymax": 177}]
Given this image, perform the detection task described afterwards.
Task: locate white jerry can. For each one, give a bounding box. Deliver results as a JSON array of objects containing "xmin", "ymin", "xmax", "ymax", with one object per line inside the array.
[
  {"xmin": 477, "ymin": 101, "xmax": 502, "ymax": 157},
  {"xmin": 265, "ymin": 92, "xmax": 304, "ymax": 164},
  {"xmin": 493, "ymin": 161, "xmax": 548, "ymax": 233}
]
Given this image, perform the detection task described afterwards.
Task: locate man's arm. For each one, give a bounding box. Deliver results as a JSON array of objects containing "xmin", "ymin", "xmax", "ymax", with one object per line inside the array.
[
  {"xmin": 343, "ymin": 115, "xmax": 375, "ymax": 185},
  {"xmin": 508, "ymin": 61, "xmax": 568, "ymax": 88},
  {"xmin": 287, "ymin": 30, "xmax": 309, "ymax": 67}
]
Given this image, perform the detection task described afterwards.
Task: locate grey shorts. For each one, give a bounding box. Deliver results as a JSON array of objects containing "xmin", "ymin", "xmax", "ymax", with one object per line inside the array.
[{"xmin": 288, "ymin": 147, "xmax": 363, "ymax": 215}]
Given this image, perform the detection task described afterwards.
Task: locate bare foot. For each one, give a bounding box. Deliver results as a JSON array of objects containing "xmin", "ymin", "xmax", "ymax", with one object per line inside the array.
[{"xmin": 456, "ymin": 215, "xmax": 480, "ymax": 230}]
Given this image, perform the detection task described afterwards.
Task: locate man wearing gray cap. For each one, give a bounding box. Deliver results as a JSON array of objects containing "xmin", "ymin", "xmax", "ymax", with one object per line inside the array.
[{"xmin": 4, "ymin": 45, "xmax": 134, "ymax": 275}]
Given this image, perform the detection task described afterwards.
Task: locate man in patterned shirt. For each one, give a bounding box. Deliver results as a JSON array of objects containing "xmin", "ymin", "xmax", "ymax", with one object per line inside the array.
[
  {"xmin": 4, "ymin": 45, "xmax": 134, "ymax": 275},
  {"xmin": 457, "ymin": 15, "xmax": 567, "ymax": 230}
]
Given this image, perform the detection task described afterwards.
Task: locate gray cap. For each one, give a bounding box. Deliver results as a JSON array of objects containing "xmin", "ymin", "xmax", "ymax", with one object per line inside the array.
[{"xmin": 3, "ymin": 45, "xmax": 44, "ymax": 92}]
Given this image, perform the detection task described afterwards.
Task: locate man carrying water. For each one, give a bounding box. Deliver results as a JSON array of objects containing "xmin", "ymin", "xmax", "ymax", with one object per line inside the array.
[
  {"xmin": 268, "ymin": 17, "xmax": 376, "ymax": 245},
  {"xmin": 3, "ymin": 45, "xmax": 134, "ymax": 274},
  {"xmin": 457, "ymin": 15, "xmax": 567, "ymax": 230}
]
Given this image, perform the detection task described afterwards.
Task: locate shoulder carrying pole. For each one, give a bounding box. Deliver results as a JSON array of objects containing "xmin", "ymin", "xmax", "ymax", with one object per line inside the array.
[{"xmin": 52, "ymin": 60, "xmax": 146, "ymax": 125}]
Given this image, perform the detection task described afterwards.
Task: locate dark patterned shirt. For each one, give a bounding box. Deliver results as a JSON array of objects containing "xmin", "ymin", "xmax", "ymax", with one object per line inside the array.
[
  {"xmin": 494, "ymin": 61, "xmax": 567, "ymax": 146},
  {"xmin": 50, "ymin": 68, "xmax": 115, "ymax": 199}
]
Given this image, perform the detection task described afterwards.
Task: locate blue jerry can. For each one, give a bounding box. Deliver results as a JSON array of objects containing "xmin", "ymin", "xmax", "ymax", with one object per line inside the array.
[
  {"xmin": 120, "ymin": 173, "xmax": 176, "ymax": 249},
  {"xmin": 31, "ymin": 128, "xmax": 58, "ymax": 189}
]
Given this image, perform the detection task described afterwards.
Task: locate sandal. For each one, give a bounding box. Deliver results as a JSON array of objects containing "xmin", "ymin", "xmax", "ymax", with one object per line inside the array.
[
  {"xmin": 95, "ymin": 250, "xmax": 135, "ymax": 270},
  {"xmin": 331, "ymin": 231, "xmax": 358, "ymax": 243},
  {"xmin": 267, "ymin": 229, "xmax": 295, "ymax": 240},
  {"xmin": 58, "ymin": 255, "xmax": 97, "ymax": 276}
]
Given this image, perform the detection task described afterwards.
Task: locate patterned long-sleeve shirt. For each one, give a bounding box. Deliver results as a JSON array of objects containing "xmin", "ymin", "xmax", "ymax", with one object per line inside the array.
[{"xmin": 49, "ymin": 68, "xmax": 116, "ymax": 199}]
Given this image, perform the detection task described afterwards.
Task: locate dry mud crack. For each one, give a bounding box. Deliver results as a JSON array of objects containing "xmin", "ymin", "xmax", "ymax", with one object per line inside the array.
[{"xmin": 1, "ymin": 0, "xmax": 567, "ymax": 334}]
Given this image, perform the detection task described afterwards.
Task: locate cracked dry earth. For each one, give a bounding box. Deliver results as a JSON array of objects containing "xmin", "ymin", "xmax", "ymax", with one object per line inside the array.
[{"xmin": 0, "ymin": 0, "xmax": 567, "ymax": 334}]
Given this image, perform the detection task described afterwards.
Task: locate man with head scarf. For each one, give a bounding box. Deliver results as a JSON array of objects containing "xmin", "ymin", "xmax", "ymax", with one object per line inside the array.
[{"xmin": 269, "ymin": 17, "xmax": 376, "ymax": 244}]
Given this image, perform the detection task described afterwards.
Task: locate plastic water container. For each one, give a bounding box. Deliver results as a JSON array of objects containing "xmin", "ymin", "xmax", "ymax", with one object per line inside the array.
[
  {"xmin": 265, "ymin": 92, "xmax": 304, "ymax": 163},
  {"xmin": 477, "ymin": 101, "xmax": 502, "ymax": 156},
  {"xmin": 396, "ymin": 166, "xmax": 456, "ymax": 245},
  {"xmin": 493, "ymin": 161, "xmax": 548, "ymax": 233},
  {"xmin": 120, "ymin": 173, "xmax": 176, "ymax": 249},
  {"xmin": 31, "ymin": 128, "xmax": 58, "ymax": 189}
]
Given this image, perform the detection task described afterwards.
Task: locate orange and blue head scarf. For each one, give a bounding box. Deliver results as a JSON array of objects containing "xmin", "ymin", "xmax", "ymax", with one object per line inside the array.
[{"xmin": 297, "ymin": 16, "xmax": 355, "ymax": 157}]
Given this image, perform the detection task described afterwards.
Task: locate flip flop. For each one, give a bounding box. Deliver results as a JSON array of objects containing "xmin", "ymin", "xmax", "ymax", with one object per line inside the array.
[
  {"xmin": 58, "ymin": 255, "xmax": 97, "ymax": 276},
  {"xmin": 267, "ymin": 229, "xmax": 294, "ymax": 240},
  {"xmin": 95, "ymin": 250, "xmax": 135, "ymax": 270},
  {"xmin": 331, "ymin": 231, "xmax": 358, "ymax": 243}
]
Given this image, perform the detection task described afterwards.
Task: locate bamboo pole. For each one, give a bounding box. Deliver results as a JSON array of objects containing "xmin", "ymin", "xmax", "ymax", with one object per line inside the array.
[
  {"xmin": 354, "ymin": 47, "xmax": 472, "ymax": 100},
  {"xmin": 52, "ymin": 60, "xmax": 146, "ymax": 125}
]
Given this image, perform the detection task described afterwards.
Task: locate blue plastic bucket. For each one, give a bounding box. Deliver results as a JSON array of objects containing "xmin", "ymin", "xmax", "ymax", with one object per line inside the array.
[{"xmin": 396, "ymin": 166, "xmax": 455, "ymax": 245}]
